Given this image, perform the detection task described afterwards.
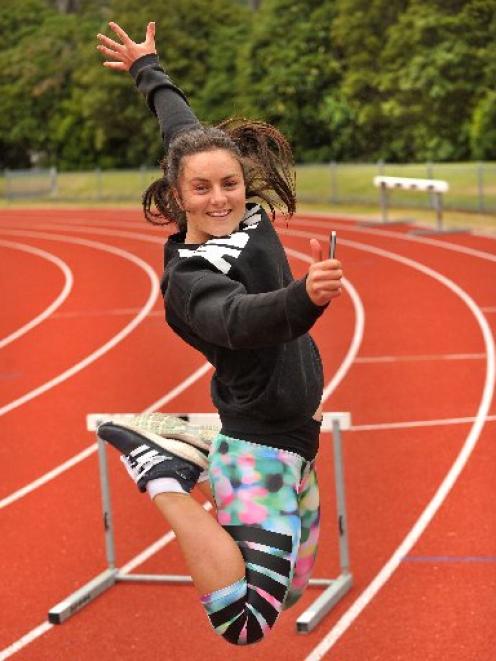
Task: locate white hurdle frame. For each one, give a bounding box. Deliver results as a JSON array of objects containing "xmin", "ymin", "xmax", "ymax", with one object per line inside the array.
[
  {"xmin": 48, "ymin": 412, "xmax": 353, "ymax": 633},
  {"xmin": 374, "ymin": 175, "xmax": 449, "ymax": 230}
]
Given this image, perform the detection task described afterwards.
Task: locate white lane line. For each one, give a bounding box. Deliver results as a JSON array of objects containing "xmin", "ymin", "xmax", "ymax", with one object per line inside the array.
[
  {"xmin": 0, "ymin": 240, "xmax": 73, "ymax": 349},
  {"xmin": 0, "ymin": 230, "xmax": 160, "ymax": 418},
  {"xmin": 354, "ymin": 353, "xmax": 484, "ymax": 363},
  {"xmin": 50, "ymin": 309, "xmax": 164, "ymax": 318},
  {"xmin": 0, "ymin": 444, "xmax": 97, "ymax": 510},
  {"xmin": 292, "ymin": 214, "xmax": 496, "ymax": 263},
  {"xmin": 351, "ymin": 415, "xmax": 496, "ymax": 432},
  {"xmin": 301, "ymin": 233, "xmax": 495, "ymax": 659},
  {"xmin": 0, "ymin": 622, "xmax": 53, "ymax": 661}
]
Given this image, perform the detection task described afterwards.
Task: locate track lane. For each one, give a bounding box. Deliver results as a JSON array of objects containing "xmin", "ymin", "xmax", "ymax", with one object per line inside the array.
[
  {"xmin": 0, "ymin": 231, "xmax": 160, "ymax": 413},
  {"xmin": 1, "ymin": 213, "xmax": 494, "ymax": 658},
  {"xmin": 0, "ymin": 240, "xmax": 73, "ymax": 349},
  {"xmin": 0, "ymin": 218, "xmax": 358, "ymax": 656}
]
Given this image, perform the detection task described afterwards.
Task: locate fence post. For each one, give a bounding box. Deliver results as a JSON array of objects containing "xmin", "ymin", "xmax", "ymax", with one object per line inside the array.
[
  {"xmin": 426, "ymin": 162, "xmax": 434, "ymax": 209},
  {"xmin": 376, "ymin": 161, "xmax": 387, "ymax": 222},
  {"xmin": 477, "ymin": 162, "xmax": 485, "ymax": 213},
  {"xmin": 140, "ymin": 164, "xmax": 147, "ymax": 191},
  {"xmin": 379, "ymin": 182, "xmax": 389, "ymax": 223},
  {"xmin": 49, "ymin": 167, "xmax": 58, "ymax": 197},
  {"xmin": 330, "ymin": 161, "xmax": 338, "ymax": 203},
  {"xmin": 96, "ymin": 167, "xmax": 102, "ymax": 201}
]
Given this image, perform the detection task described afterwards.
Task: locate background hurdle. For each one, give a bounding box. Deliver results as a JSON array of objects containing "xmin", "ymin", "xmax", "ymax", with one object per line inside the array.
[
  {"xmin": 373, "ymin": 175, "xmax": 449, "ymax": 231},
  {"xmin": 48, "ymin": 412, "xmax": 353, "ymax": 634}
]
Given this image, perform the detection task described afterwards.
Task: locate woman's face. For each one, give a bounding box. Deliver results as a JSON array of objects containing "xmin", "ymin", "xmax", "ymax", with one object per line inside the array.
[{"xmin": 175, "ymin": 148, "xmax": 247, "ymax": 244}]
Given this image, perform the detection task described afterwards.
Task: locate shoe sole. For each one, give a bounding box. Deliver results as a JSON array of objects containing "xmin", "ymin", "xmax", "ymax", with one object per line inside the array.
[
  {"xmin": 124, "ymin": 414, "xmax": 213, "ymax": 453},
  {"xmin": 98, "ymin": 422, "xmax": 209, "ymax": 470}
]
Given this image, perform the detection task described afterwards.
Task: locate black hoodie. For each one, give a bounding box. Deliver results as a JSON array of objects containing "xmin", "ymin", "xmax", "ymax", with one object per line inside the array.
[{"xmin": 130, "ymin": 55, "xmax": 326, "ymax": 455}]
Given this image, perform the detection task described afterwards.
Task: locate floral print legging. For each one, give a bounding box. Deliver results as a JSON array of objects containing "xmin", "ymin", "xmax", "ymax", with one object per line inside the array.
[{"xmin": 201, "ymin": 434, "xmax": 320, "ymax": 645}]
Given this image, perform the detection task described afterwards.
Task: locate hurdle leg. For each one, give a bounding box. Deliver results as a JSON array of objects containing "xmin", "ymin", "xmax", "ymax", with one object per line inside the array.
[
  {"xmin": 332, "ymin": 419, "xmax": 351, "ymax": 575},
  {"xmin": 97, "ymin": 436, "xmax": 117, "ymax": 569},
  {"xmin": 48, "ymin": 437, "xmax": 119, "ymax": 623},
  {"xmin": 380, "ymin": 182, "xmax": 389, "ymax": 223},
  {"xmin": 296, "ymin": 419, "xmax": 353, "ymax": 633},
  {"xmin": 434, "ymin": 191, "xmax": 443, "ymax": 231}
]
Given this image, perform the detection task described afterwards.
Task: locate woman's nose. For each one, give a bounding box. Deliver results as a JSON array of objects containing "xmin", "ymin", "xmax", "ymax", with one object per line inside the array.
[{"xmin": 210, "ymin": 186, "xmax": 227, "ymax": 205}]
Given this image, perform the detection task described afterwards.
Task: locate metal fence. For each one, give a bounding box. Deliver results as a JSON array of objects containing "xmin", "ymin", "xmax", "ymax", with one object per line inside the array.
[
  {"xmin": 295, "ymin": 161, "xmax": 496, "ymax": 213},
  {"xmin": 2, "ymin": 162, "xmax": 496, "ymax": 214}
]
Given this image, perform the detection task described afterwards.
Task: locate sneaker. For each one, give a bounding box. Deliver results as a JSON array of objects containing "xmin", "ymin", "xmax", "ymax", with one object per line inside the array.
[{"xmin": 97, "ymin": 415, "xmax": 209, "ymax": 493}]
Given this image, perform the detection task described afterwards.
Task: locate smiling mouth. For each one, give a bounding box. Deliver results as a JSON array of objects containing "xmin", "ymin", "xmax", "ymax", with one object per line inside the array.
[{"xmin": 207, "ymin": 210, "xmax": 231, "ymax": 217}]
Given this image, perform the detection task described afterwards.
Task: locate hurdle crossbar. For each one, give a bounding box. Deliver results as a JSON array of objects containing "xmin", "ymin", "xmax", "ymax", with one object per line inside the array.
[
  {"xmin": 373, "ymin": 175, "xmax": 449, "ymax": 230},
  {"xmin": 48, "ymin": 412, "xmax": 353, "ymax": 633}
]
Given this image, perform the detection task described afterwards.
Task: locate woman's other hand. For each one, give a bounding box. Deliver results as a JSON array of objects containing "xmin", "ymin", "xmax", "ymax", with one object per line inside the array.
[
  {"xmin": 97, "ymin": 21, "xmax": 156, "ymax": 71},
  {"xmin": 306, "ymin": 238, "xmax": 343, "ymax": 307}
]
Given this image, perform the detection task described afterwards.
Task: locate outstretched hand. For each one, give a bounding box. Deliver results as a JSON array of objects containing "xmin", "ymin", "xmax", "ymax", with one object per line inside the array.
[
  {"xmin": 305, "ymin": 238, "xmax": 343, "ymax": 307},
  {"xmin": 97, "ymin": 21, "xmax": 156, "ymax": 71}
]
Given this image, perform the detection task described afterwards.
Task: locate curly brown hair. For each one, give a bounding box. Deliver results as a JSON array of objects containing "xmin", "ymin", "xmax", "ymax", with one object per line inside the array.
[{"xmin": 142, "ymin": 118, "xmax": 296, "ymax": 230}]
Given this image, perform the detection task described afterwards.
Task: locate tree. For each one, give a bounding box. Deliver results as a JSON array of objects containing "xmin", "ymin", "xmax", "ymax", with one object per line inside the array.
[
  {"xmin": 0, "ymin": 2, "xmax": 89, "ymax": 168},
  {"xmin": 236, "ymin": 0, "xmax": 343, "ymax": 162},
  {"xmin": 377, "ymin": 0, "xmax": 496, "ymax": 161},
  {"xmin": 331, "ymin": 0, "xmax": 409, "ymax": 160}
]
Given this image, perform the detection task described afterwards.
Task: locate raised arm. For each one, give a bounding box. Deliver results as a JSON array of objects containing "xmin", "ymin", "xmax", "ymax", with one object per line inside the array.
[{"xmin": 97, "ymin": 21, "xmax": 200, "ymax": 149}]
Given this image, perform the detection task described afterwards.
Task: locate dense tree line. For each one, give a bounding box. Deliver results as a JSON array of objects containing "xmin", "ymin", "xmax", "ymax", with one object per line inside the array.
[{"xmin": 1, "ymin": 0, "xmax": 494, "ymax": 169}]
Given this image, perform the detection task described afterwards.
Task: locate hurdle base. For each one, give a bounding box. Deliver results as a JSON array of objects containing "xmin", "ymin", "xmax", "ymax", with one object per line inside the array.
[
  {"xmin": 296, "ymin": 572, "xmax": 353, "ymax": 634},
  {"xmin": 48, "ymin": 569, "xmax": 118, "ymax": 624}
]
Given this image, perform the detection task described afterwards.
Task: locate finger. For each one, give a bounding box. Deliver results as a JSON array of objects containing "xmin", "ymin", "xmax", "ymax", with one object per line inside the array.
[
  {"xmin": 310, "ymin": 274, "xmax": 343, "ymax": 285},
  {"xmin": 310, "ymin": 238, "xmax": 322, "ymax": 263},
  {"xmin": 108, "ymin": 21, "xmax": 131, "ymax": 43},
  {"xmin": 103, "ymin": 61, "xmax": 127, "ymax": 71},
  {"xmin": 317, "ymin": 284, "xmax": 342, "ymax": 295},
  {"xmin": 97, "ymin": 33, "xmax": 125, "ymax": 51},
  {"xmin": 97, "ymin": 45, "xmax": 122, "ymax": 59}
]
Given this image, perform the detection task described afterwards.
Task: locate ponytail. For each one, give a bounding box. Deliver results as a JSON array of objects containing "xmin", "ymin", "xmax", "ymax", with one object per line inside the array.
[
  {"xmin": 217, "ymin": 118, "xmax": 296, "ymax": 220},
  {"xmin": 142, "ymin": 119, "xmax": 296, "ymax": 228}
]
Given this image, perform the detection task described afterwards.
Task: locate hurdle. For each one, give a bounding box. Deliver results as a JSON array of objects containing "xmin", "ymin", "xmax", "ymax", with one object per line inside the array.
[
  {"xmin": 48, "ymin": 412, "xmax": 353, "ymax": 633},
  {"xmin": 373, "ymin": 175, "xmax": 449, "ymax": 231}
]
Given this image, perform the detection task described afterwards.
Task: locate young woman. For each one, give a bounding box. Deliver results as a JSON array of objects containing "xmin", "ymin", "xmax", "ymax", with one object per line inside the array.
[{"xmin": 96, "ymin": 21, "xmax": 343, "ymax": 645}]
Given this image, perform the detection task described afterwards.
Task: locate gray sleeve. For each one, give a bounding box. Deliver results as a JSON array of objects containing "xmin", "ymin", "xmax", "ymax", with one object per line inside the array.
[{"xmin": 129, "ymin": 54, "xmax": 200, "ymax": 150}]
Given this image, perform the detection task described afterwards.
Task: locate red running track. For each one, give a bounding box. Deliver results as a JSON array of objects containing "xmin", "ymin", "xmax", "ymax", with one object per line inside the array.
[{"xmin": 0, "ymin": 208, "xmax": 495, "ymax": 660}]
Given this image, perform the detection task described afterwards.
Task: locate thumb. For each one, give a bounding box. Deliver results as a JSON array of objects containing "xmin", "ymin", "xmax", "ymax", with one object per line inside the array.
[{"xmin": 310, "ymin": 238, "xmax": 322, "ymax": 263}]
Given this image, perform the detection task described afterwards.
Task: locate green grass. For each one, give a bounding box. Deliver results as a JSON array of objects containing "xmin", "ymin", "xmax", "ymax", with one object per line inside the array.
[{"xmin": 1, "ymin": 163, "xmax": 496, "ymax": 232}]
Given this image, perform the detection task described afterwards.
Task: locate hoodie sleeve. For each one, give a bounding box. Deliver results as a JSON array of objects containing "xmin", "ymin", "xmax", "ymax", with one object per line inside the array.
[
  {"xmin": 166, "ymin": 261, "xmax": 325, "ymax": 350},
  {"xmin": 129, "ymin": 54, "xmax": 200, "ymax": 150}
]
